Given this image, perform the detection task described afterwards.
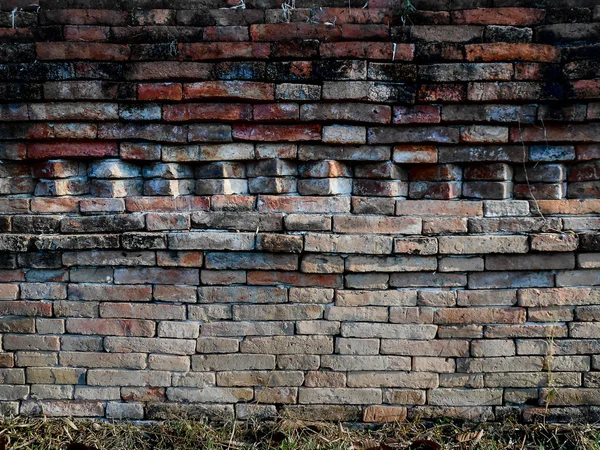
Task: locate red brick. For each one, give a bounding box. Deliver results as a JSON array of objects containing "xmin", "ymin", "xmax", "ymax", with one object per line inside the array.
[
  {"xmin": 203, "ymin": 26, "xmax": 249, "ymax": 41},
  {"xmin": 126, "ymin": 62, "xmax": 212, "ymax": 81},
  {"xmin": 396, "ymin": 200, "xmax": 482, "ymax": 216},
  {"xmin": 253, "ymin": 103, "xmax": 299, "ymax": 121},
  {"xmin": 410, "ymin": 164, "xmax": 461, "ymax": 181},
  {"xmin": 64, "ymin": 25, "xmax": 110, "ymax": 41},
  {"xmin": 532, "ymin": 200, "xmax": 600, "ymax": 215},
  {"xmin": 157, "ymin": 251, "xmax": 204, "ymax": 267},
  {"xmin": 247, "ymin": 271, "xmax": 342, "ymax": 288},
  {"xmin": 301, "ymin": 103, "xmax": 391, "ymax": 124},
  {"xmin": 0, "ymin": 354, "xmax": 14, "ymax": 368},
  {"xmin": 393, "ymin": 106, "xmax": 440, "ymax": 124},
  {"xmin": 569, "ymin": 161, "xmax": 600, "ymax": 182},
  {"xmin": 435, "ymin": 308, "xmax": 526, "ymax": 324},
  {"xmin": 568, "ymin": 182, "xmax": 600, "ymax": 198},
  {"xmin": 515, "ymin": 63, "xmax": 558, "ymax": 81},
  {"xmin": 66, "ymin": 318, "xmax": 155, "ymax": 337},
  {"xmin": 133, "ymin": 9, "xmax": 174, "ymax": 26},
  {"xmin": 577, "ymin": 145, "xmax": 600, "ymax": 161},
  {"xmin": 320, "ymin": 42, "xmax": 407, "ymax": 60},
  {"xmin": 126, "ymin": 197, "xmax": 209, "ymax": 212},
  {"xmin": 183, "ymin": 81, "xmax": 274, "ymax": 100},
  {"xmin": 418, "ymin": 84, "xmax": 466, "ymax": 103},
  {"xmin": 309, "ymin": 8, "xmax": 392, "ymax": 24},
  {"xmin": 36, "ymin": 42, "xmax": 130, "ymax": 61},
  {"xmin": 409, "ymin": 181, "xmax": 461, "ymax": 199},
  {"xmin": 364, "ymin": 405, "xmax": 407, "ymax": 423},
  {"xmin": 452, "ymin": 8, "xmax": 545, "ymax": 26},
  {"xmin": 465, "ymin": 44, "xmax": 560, "ymax": 63},
  {"xmin": 514, "ymin": 183, "xmax": 565, "ymax": 200},
  {"xmin": 211, "ymin": 195, "xmax": 256, "ymax": 211},
  {"xmin": 232, "ymin": 124, "xmax": 321, "ymax": 142},
  {"xmin": 0, "ymin": 270, "xmax": 25, "ymax": 283},
  {"xmin": 28, "ymin": 142, "xmax": 118, "ymax": 159},
  {"xmin": 163, "ymin": 103, "xmax": 252, "ymax": 122},
  {"xmin": 180, "ymin": 42, "xmax": 270, "ymax": 60},
  {"xmin": 0, "ymin": 143, "xmax": 26, "ymax": 160},
  {"xmin": 271, "ymin": 41, "xmax": 319, "ymax": 59},
  {"xmin": 510, "ymin": 123, "xmax": 600, "ymax": 143},
  {"xmin": 138, "ymin": 83, "xmax": 182, "ymax": 101},
  {"xmin": 461, "ymin": 125, "xmax": 508, "ymax": 143},
  {"xmin": 0, "ymin": 301, "xmax": 52, "ymax": 317},
  {"xmin": 0, "ymin": 104, "xmax": 28, "ymax": 121},
  {"xmin": 464, "ymin": 163, "xmax": 512, "ymax": 181},
  {"xmin": 342, "ymin": 24, "xmax": 389, "ymax": 40},
  {"xmin": 258, "ymin": 196, "xmax": 349, "ymax": 213},
  {"xmin": 27, "ymin": 123, "xmax": 97, "ymax": 140},
  {"xmin": 121, "ymin": 387, "xmax": 165, "ymax": 402},
  {"xmin": 411, "ymin": 25, "xmax": 483, "ymax": 43},
  {"xmin": 393, "ymin": 145, "xmax": 438, "ymax": 164},
  {"xmin": 120, "ymin": 143, "xmax": 161, "ymax": 161},
  {"xmin": 40, "ymin": 9, "xmax": 129, "ymax": 25},
  {"xmin": 250, "ymin": 24, "xmax": 342, "ymax": 42},
  {"xmin": 469, "ymin": 82, "xmax": 563, "ymax": 102},
  {"xmin": 31, "ymin": 198, "xmax": 78, "ymax": 213},
  {"xmin": 567, "ymin": 80, "xmax": 600, "ymax": 99}
]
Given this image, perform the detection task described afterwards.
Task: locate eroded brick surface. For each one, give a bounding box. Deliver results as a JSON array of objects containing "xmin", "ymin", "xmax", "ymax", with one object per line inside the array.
[{"xmin": 0, "ymin": 0, "xmax": 598, "ymax": 424}]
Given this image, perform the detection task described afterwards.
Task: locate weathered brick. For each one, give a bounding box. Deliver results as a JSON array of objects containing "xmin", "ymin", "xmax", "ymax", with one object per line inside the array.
[
  {"xmin": 305, "ymin": 234, "xmax": 392, "ymax": 254},
  {"xmin": 439, "ymin": 235, "xmax": 528, "ymax": 254}
]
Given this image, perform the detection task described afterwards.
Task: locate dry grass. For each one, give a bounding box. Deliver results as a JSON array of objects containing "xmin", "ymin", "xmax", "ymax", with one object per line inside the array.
[{"xmin": 1, "ymin": 415, "xmax": 600, "ymax": 449}]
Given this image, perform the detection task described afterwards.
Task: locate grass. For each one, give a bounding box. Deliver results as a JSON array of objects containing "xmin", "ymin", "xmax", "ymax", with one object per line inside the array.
[{"xmin": 2, "ymin": 415, "xmax": 600, "ymax": 449}]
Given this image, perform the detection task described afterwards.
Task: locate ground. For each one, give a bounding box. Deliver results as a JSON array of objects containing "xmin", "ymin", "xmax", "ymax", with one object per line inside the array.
[{"xmin": 1, "ymin": 416, "xmax": 600, "ymax": 449}]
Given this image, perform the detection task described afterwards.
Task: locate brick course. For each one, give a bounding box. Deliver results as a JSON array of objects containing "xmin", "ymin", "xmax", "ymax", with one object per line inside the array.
[{"xmin": 0, "ymin": 0, "xmax": 599, "ymax": 423}]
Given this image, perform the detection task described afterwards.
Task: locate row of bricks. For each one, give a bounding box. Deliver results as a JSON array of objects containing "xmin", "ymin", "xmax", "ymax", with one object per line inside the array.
[
  {"xmin": 2, "ymin": 172, "xmax": 598, "ymax": 199},
  {"xmin": 0, "ymin": 252, "xmax": 597, "ymax": 278},
  {"xmin": 5, "ymin": 178, "xmax": 598, "ymax": 199},
  {"xmin": 0, "ymin": 365, "xmax": 596, "ymax": 388},
  {"xmin": 7, "ymin": 143, "xmax": 600, "ymax": 164},
  {"xmin": 3, "ymin": 160, "xmax": 595, "ymax": 183},
  {"xmin": 0, "ymin": 58, "xmax": 597, "ymax": 85},
  {"xmin": 1, "ymin": 284, "xmax": 599, "ymax": 306},
  {"xmin": 0, "ymin": 401, "xmax": 590, "ymax": 423},
  {"xmin": 0, "ymin": 212, "xmax": 596, "ymax": 233},
  {"xmin": 3, "ymin": 305, "xmax": 600, "ymax": 331},
  {"xmin": 2, "ymin": 102, "xmax": 598, "ymax": 124},
  {"xmin": 8, "ymin": 42, "xmax": 580, "ymax": 63},
  {"xmin": 0, "ymin": 211, "xmax": 591, "ymax": 234},
  {"xmin": 1, "ymin": 268, "xmax": 598, "ymax": 288},
  {"xmin": 3, "ymin": 0, "xmax": 597, "ymax": 12},
  {"xmin": 2, "ymin": 79, "xmax": 599, "ymax": 102},
  {"xmin": 1, "ymin": 49, "xmax": 597, "ymax": 78},
  {"xmin": 3, "ymin": 329, "xmax": 600, "ymax": 354},
  {"xmin": 2, "ymin": 284, "xmax": 600, "ymax": 307},
  {"xmin": 1, "ymin": 196, "xmax": 599, "ymax": 216},
  {"xmin": 0, "ymin": 170, "xmax": 599, "ymax": 198},
  {"xmin": 8, "ymin": 268, "xmax": 600, "ymax": 288},
  {"xmin": 2, "ymin": 338, "xmax": 600, "ymax": 362},
  {"xmin": 2, "ymin": 335, "xmax": 600, "ymax": 359},
  {"xmin": 5, "ymin": 135, "xmax": 600, "ymax": 162},
  {"xmin": 5, "ymin": 125, "xmax": 600, "ymax": 148},
  {"xmin": 3, "ymin": 21, "xmax": 600, "ymax": 44},
  {"xmin": 0, "ymin": 385, "xmax": 579, "ymax": 408},
  {"xmin": 5, "ymin": 6, "xmax": 600, "ymax": 27},
  {"xmin": 0, "ymin": 219, "xmax": 595, "ymax": 243},
  {"xmin": 1, "ymin": 233, "xmax": 598, "ymax": 254},
  {"xmin": 0, "ymin": 221, "xmax": 592, "ymax": 243},
  {"xmin": 2, "ymin": 386, "xmax": 599, "ymax": 413}
]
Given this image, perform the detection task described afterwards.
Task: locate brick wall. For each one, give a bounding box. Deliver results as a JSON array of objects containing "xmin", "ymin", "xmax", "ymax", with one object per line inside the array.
[{"xmin": 0, "ymin": 0, "xmax": 599, "ymax": 423}]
